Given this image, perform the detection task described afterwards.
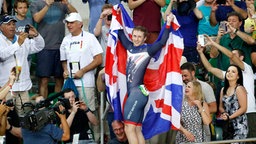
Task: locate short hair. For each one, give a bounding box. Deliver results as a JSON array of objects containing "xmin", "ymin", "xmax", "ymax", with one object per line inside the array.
[
  {"xmin": 111, "ymin": 120, "xmax": 124, "ymax": 127},
  {"xmin": 227, "ymin": 12, "xmax": 243, "ymax": 22},
  {"xmin": 132, "ymin": 26, "xmax": 148, "ymax": 38},
  {"xmin": 14, "ymin": 0, "xmax": 29, "ymax": 9},
  {"xmin": 180, "ymin": 62, "xmax": 196, "ymax": 72},
  {"xmin": 232, "ymin": 48, "xmax": 245, "ymax": 57},
  {"xmin": 63, "ymin": 88, "xmax": 74, "ymax": 95},
  {"xmin": 102, "ymin": 4, "xmax": 113, "ymax": 12}
]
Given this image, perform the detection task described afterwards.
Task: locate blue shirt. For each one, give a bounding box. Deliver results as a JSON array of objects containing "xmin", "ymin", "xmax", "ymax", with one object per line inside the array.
[
  {"xmin": 198, "ymin": 5, "xmax": 219, "ymax": 36},
  {"xmin": 22, "ymin": 124, "xmax": 63, "ymax": 144}
]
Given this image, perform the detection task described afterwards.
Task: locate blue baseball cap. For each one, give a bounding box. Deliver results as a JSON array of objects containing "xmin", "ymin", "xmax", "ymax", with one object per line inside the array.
[{"xmin": 0, "ymin": 15, "xmax": 17, "ymax": 25}]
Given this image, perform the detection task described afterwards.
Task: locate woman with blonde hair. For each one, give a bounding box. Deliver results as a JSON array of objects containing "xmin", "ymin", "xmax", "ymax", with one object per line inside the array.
[{"xmin": 176, "ymin": 81, "xmax": 212, "ymax": 143}]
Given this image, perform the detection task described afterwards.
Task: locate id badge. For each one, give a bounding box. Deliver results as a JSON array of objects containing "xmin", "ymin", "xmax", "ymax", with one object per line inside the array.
[{"xmin": 69, "ymin": 62, "xmax": 80, "ymax": 77}]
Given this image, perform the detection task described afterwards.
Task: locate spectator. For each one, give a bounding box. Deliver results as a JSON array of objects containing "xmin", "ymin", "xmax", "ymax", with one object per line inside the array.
[
  {"xmin": 60, "ymin": 12, "xmax": 103, "ymax": 112},
  {"xmin": 13, "ymin": 0, "xmax": 32, "ymax": 33},
  {"xmin": 13, "ymin": 0, "xmax": 33, "ymax": 67},
  {"xmin": 96, "ymin": 68, "xmax": 116, "ymax": 140},
  {"xmin": 210, "ymin": 0, "xmax": 247, "ymax": 31},
  {"xmin": 94, "ymin": 3, "xmax": 113, "ymax": 68},
  {"xmin": 181, "ymin": 62, "xmax": 217, "ymax": 113},
  {"xmin": 176, "ymin": 81, "xmax": 212, "ymax": 143},
  {"xmin": 0, "ymin": 15, "xmax": 44, "ymax": 115},
  {"xmin": 82, "ymin": 0, "xmax": 120, "ymax": 34},
  {"xmin": 180, "ymin": 62, "xmax": 216, "ymax": 141},
  {"xmin": 63, "ymin": 88, "xmax": 99, "ymax": 143},
  {"xmin": 244, "ymin": 0, "xmax": 256, "ymax": 36},
  {"xmin": 128, "ymin": 0, "xmax": 165, "ymax": 44},
  {"xmin": 0, "ymin": 103, "xmax": 9, "ymax": 136},
  {"xmin": 0, "ymin": 68, "xmax": 16, "ymax": 99},
  {"xmin": 210, "ymin": 12, "xmax": 254, "ymax": 71},
  {"xmin": 108, "ymin": 120, "xmax": 128, "ymax": 144},
  {"xmin": 116, "ymin": 13, "xmax": 174, "ymax": 144},
  {"xmin": 198, "ymin": 0, "xmax": 219, "ymax": 36},
  {"xmin": 0, "ymin": 0, "xmax": 7, "ymax": 15},
  {"xmin": 165, "ymin": 0, "xmax": 203, "ymax": 63},
  {"xmin": 219, "ymin": 65, "xmax": 248, "ymax": 140},
  {"xmin": 21, "ymin": 105, "xmax": 70, "ymax": 144},
  {"xmin": 197, "ymin": 35, "xmax": 256, "ymax": 141},
  {"xmin": 30, "ymin": 0, "xmax": 77, "ymax": 98}
]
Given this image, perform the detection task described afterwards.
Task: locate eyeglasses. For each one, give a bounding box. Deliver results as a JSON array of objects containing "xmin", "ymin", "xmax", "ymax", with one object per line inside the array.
[{"xmin": 113, "ymin": 127, "xmax": 124, "ymax": 132}]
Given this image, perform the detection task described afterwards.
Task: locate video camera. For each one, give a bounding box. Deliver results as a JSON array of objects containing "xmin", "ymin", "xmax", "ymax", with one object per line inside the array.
[
  {"xmin": 0, "ymin": 99, "xmax": 14, "ymax": 107},
  {"xmin": 20, "ymin": 92, "xmax": 71, "ymax": 131}
]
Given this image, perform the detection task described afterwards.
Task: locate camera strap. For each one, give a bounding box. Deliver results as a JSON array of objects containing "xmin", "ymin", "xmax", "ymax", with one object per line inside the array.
[{"xmin": 80, "ymin": 79, "xmax": 89, "ymax": 106}]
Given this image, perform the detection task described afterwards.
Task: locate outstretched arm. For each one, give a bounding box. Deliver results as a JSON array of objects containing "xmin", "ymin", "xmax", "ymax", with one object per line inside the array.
[
  {"xmin": 118, "ymin": 30, "xmax": 133, "ymax": 50},
  {"xmin": 148, "ymin": 13, "xmax": 173, "ymax": 56},
  {"xmin": 197, "ymin": 43, "xmax": 224, "ymax": 80},
  {"xmin": 205, "ymin": 35, "xmax": 245, "ymax": 70}
]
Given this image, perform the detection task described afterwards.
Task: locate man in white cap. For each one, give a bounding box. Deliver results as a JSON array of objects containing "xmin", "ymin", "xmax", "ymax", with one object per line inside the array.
[
  {"xmin": 0, "ymin": 15, "xmax": 45, "ymax": 115},
  {"xmin": 60, "ymin": 12, "xmax": 103, "ymax": 113}
]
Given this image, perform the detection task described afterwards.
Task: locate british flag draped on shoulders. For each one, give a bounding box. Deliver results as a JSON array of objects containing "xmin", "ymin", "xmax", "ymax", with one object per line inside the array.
[{"xmin": 105, "ymin": 4, "xmax": 184, "ymax": 139}]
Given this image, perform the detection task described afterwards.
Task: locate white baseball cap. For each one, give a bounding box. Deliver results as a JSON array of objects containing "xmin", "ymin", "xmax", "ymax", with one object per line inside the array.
[{"xmin": 65, "ymin": 12, "xmax": 82, "ymax": 22}]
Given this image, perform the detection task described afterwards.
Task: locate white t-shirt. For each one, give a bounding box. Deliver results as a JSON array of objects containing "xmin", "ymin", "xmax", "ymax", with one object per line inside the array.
[
  {"xmin": 60, "ymin": 31, "xmax": 103, "ymax": 87},
  {"xmin": 222, "ymin": 62, "xmax": 256, "ymax": 113}
]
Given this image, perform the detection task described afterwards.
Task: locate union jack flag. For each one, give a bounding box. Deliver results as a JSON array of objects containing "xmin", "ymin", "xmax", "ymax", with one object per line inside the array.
[{"xmin": 105, "ymin": 4, "xmax": 184, "ymax": 139}]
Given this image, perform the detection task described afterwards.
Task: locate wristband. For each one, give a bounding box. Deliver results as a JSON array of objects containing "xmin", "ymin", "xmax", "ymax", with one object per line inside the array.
[
  {"xmin": 85, "ymin": 108, "xmax": 91, "ymax": 113},
  {"xmin": 8, "ymin": 84, "xmax": 12, "ymax": 89},
  {"xmin": 34, "ymin": 33, "xmax": 39, "ymax": 37},
  {"xmin": 7, "ymin": 125, "xmax": 12, "ymax": 132}
]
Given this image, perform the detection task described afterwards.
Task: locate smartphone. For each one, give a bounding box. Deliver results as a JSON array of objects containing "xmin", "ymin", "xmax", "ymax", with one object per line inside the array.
[
  {"xmin": 219, "ymin": 21, "xmax": 227, "ymax": 32},
  {"xmin": 198, "ymin": 35, "xmax": 205, "ymax": 46},
  {"xmin": 216, "ymin": 0, "xmax": 226, "ymax": 4}
]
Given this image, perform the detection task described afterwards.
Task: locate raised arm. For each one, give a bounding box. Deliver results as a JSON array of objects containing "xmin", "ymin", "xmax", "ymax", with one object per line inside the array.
[
  {"xmin": 148, "ymin": 13, "xmax": 173, "ymax": 56},
  {"xmin": 227, "ymin": 0, "xmax": 247, "ymax": 20},
  {"xmin": 205, "ymin": 35, "xmax": 244, "ymax": 70},
  {"xmin": 197, "ymin": 43, "xmax": 224, "ymax": 80},
  {"xmin": 94, "ymin": 9, "xmax": 112, "ymax": 36},
  {"xmin": 31, "ymin": 0, "xmax": 54, "ymax": 23},
  {"xmin": 118, "ymin": 29, "xmax": 133, "ymax": 50},
  {"xmin": 209, "ymin": 0, "xmax": 218, "ymax": 26},
  {"xmin": 56, "ymin": 105, "xmax": 70, "ymax": 141}
]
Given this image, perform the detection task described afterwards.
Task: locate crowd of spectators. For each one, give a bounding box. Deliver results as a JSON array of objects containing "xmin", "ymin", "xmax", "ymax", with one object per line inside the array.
[{"xmin": 0, "ymin": 0, "xmax": 256, "ymax": 143}]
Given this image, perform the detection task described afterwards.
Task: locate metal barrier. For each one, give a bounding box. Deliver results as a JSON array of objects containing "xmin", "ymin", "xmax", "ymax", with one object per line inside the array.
[
  {"xmin": 187, "ymin": 138, "xmax": 256, "ymax": 144},
  {"xmin": 100, "ymin": 92, "xmax": 111, "ymax": 144}
]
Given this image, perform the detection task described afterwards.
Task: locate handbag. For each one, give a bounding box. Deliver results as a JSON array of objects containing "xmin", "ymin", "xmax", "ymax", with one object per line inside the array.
[{"xmin": 216, "ymin": 118, "xmax": 234, "ymax": 140}]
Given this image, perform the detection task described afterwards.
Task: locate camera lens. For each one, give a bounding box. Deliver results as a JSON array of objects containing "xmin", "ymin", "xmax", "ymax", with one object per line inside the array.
[{"xmin": 107, "ymin": 14, "xmax": 112, "ymax": 21}]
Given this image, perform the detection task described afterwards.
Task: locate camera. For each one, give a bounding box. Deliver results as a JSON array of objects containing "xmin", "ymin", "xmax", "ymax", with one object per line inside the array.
[
  {"xmin": 20, "ymin": 92, "xmax": 70, "ymax": 131},
  {"xmin": 24, "ymin": 24, "xmax": 30, "ymax": 33},
  {"xmin": 0, "ymin": 99, "xmax": 14, "ymax": 107},
  {"xmin": 216, "ymin": 0, "xmax": 226, "ymax": 4},
  {"xmin": 107, "ymin": 14, "xmax": 112, "ymax": 21}
]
